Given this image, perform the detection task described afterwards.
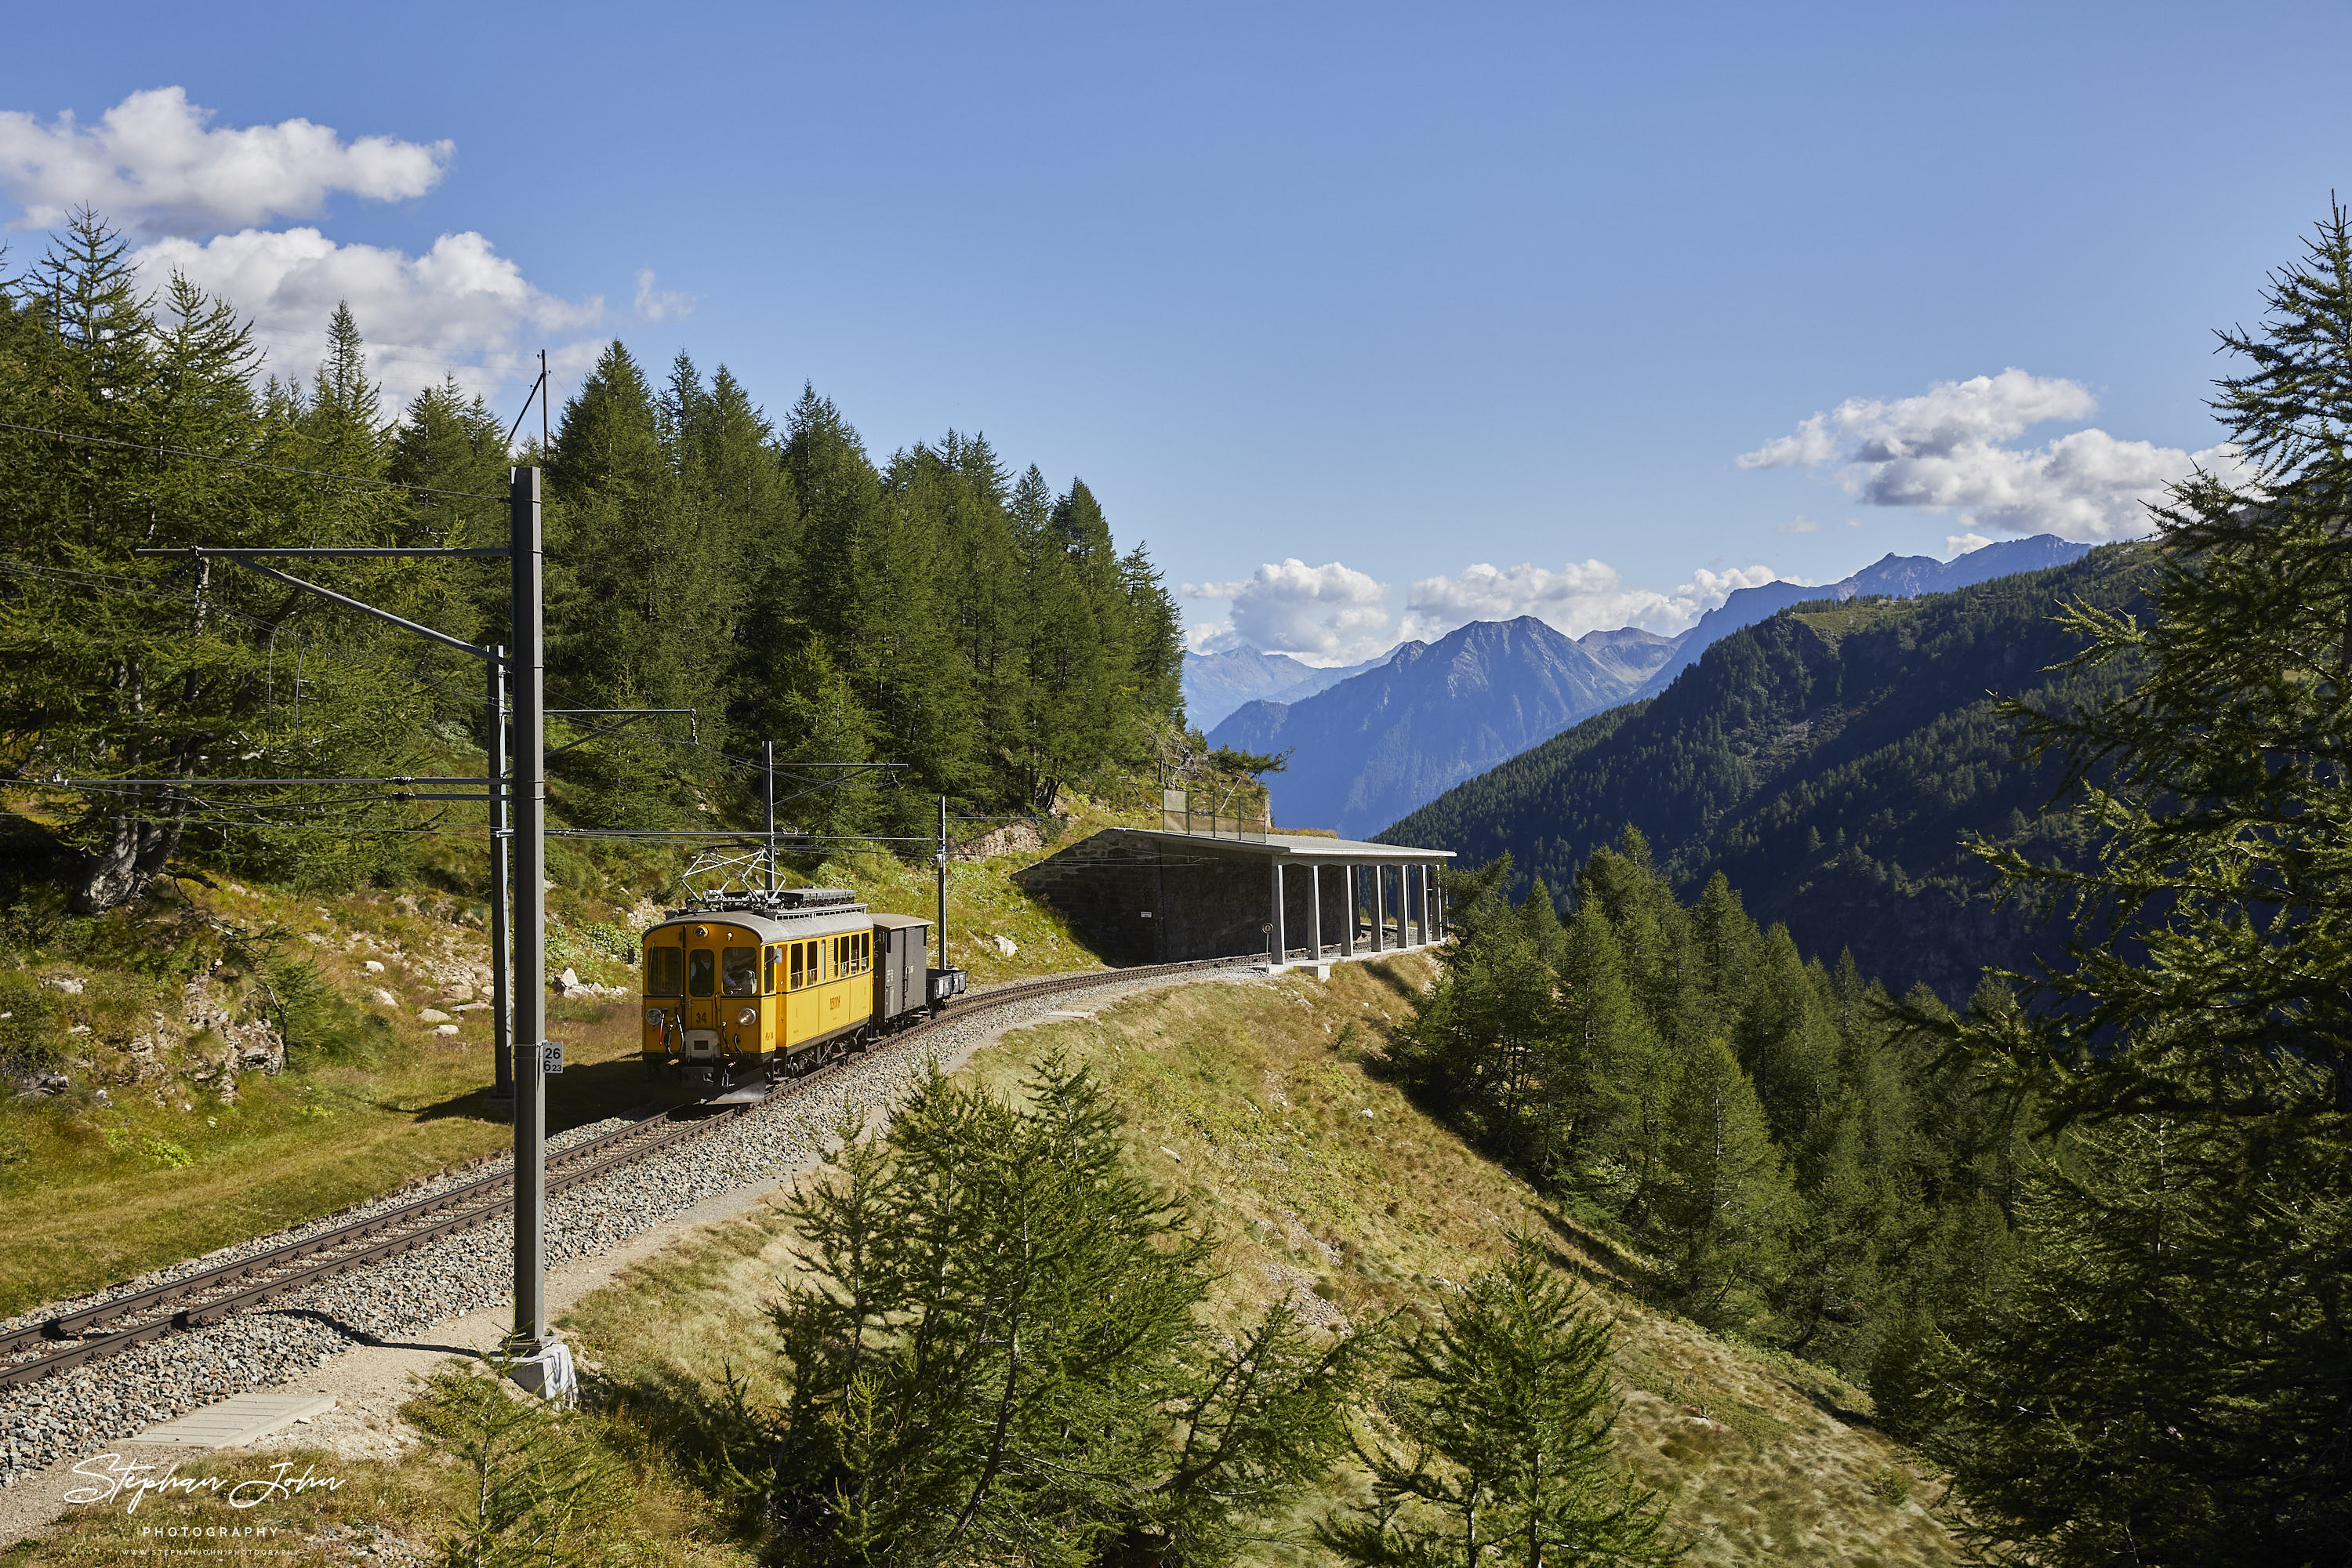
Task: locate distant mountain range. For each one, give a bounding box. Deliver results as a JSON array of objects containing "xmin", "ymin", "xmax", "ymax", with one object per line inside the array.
[
  {"xmin": 1196, "ymin": 535, "xmax": 2092, "ymax": 840},
  {"xmin": 1207, "ymin": 619, "xmax": 1673, "ymax": 838},
  {"xmin": 1180, "ymin": 647, "xmax": 1396, "ymax": 731},
  {"xmin": 1381, "ymin": 544, "xmax": 2149, "ymax": 999}
]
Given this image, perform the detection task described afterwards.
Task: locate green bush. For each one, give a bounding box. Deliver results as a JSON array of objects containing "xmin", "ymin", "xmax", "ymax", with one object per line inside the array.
[
  {"xmin": 263, "ymin": 959, "xmax": 382, "ymax": 1068},
  {"xmin": 0, "ymin": 975, "xmax": 61, "ymax": 1072}
]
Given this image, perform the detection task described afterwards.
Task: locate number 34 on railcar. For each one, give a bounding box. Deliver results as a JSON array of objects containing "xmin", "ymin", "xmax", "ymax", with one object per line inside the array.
[{"xmin": 637, "ymin": 888, "xmax": 959, "ymax": 1089}]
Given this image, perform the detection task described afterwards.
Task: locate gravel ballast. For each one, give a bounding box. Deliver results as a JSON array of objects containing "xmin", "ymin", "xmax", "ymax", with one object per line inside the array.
[{"xmin": 0, "ymin": 966, "xmax": 1258, "ymax": 1484}]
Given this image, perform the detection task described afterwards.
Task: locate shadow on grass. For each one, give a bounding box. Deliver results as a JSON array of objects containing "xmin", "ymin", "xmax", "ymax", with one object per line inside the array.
[
  {"xmin": 593, "ymin": 1359, "xmax": 776, "ymax": 1548},
  {"xmin": 352, "ymin": 1051, "xmax": 696, "ymax": 1131}
]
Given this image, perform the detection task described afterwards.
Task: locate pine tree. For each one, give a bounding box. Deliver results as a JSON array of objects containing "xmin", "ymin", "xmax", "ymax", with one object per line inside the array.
[
  {"xmin": 1908, "ymin": 204, "xmax": 2352, "ymax": 1563},
  {"xmin": 768, "ymin": 1057, "xmax": 1369, "ymax": 1566},
  {"xmin": 1552, "ymin": 896, "xmax": 1663, "ymax": 1190},
  {"xmin": 1644, "ymin": 1036, "xmax": 1797, "ymax": 1330},
  {"xmin": 1319, "ymin": 1238, "xmax": 1674, "ymax": 1568}
]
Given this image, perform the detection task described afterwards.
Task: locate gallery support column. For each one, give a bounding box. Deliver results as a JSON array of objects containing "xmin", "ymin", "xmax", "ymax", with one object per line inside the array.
[
  {"xmin": 1342, "ymin": 864, "xmax": 1358, "ymax": 958},
  {"xmin": 1309, "ymin": 862, "xmax": 1323, "ymax": 969},
  {"xmin": 1269, "ymin": 859, "xmax": 1286, "ymax": 969},
  {"xmin": 1373, "ymin": 863, "xmax": 1386, "ymax": 953}
]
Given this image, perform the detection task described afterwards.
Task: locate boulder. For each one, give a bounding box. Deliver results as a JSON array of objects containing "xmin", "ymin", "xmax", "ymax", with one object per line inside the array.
[
  {"xmin": 990, "ymin": 935, "xmax": 1019, "ymax": 958},
  {"xmin": 418, "ymin": 1007, "xmax": 453, "ymax": 1024},
  {"xmin": 369, "ymin": 989, "xmax": 400, "ymax": 1008},
  {"xmin": 363, "ymin": 960, "xmax": 386, "ymax": 975},
  {"xmin": 42, "ymin": 975, "xmax": 85, "ymax": 996}
]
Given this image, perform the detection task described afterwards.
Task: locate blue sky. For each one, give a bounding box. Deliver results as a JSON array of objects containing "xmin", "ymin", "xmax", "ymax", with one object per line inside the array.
[{"xmin": 4, "ymin": 1, "xmax": 2347, "ymax": 661}]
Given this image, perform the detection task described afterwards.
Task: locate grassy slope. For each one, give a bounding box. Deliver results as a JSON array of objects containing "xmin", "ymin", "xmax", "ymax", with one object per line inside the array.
[
  {"xmin": 0, "ymin": 791, "xmax": 1149, "ymax": 1318},
  {"xmin": 16, "ymin": 957, "xmax": 1958, "ymax": 1567},
  {"xmin": 554, "ymin": 958, "xmax": 1958, "ymax": 1566}
]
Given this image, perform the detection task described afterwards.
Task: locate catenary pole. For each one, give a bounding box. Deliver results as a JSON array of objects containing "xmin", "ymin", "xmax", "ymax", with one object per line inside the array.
[
  {"xmin": 509, "ymin": 467, "xmax": 547, "ymax": 1352},
  {"xmin": 765, "ymin": 741, "xmax": 777, "ymax": 896},
  {"xmin": 488, "ymin": 648, "xmax": 513, "ymax": 1102},
  {"xmin": 936, "ymin": 794, "xmax": 949, "ymax": 972}
]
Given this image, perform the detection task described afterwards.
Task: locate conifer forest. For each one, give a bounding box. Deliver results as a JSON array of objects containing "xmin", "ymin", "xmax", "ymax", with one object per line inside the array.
[{"xmin": 0, "ymin": 211, "xmax": 1185, "ymax": 914}]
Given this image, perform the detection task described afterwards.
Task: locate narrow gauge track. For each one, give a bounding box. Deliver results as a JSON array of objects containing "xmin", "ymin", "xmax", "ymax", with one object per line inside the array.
[{"xmin": 0, "ymin": 953, "xmax": 1254, "ymax": 1392}]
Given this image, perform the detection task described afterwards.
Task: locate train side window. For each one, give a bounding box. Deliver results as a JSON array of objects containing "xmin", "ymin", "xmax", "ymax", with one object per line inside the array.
[
  {"xmin": 764, "ymin": 946, "xmax": 779, "ymax": 993},
  {"xmin": 722, "ymin": 947, "xmax": 757, "ymax": 996},
  {"xmin": 688, "ymin": 949, "xmax": 714, "ymax": 996},
  {"xmin": 789, "ymin": 943, "xmax": 804, "ymax": 990},
  {"xmin": 648, "ymin": 946, "xmax": 684, "ymax": 996}
]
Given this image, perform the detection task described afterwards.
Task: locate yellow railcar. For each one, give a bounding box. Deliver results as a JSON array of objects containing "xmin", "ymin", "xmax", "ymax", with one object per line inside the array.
[{"xmin": 641, "ymin": 898, "xmax": 885, "ymax": 1086}]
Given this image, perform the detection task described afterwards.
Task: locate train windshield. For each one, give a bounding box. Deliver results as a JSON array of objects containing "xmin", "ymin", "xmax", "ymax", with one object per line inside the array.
[
  {"xmin": 722, "ymin": 947, "xmax": 757, "ymax": 996},
  {"xmin": 647, "ymin": 946, "xmax": 683, "ymax": 996},
  {"xmin": 688, "ymin": 949, "xmax": 714, "ymax": 996}
]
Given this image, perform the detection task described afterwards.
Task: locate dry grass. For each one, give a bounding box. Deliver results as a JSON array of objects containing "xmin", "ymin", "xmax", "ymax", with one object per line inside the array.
[
  {"xmin": 556, "ymin": 957, "xmax": 1962, "ymax": 1566},
  {"xmin": 0, "ymin": 877, "xmax": 681, "ymax": 1317}
]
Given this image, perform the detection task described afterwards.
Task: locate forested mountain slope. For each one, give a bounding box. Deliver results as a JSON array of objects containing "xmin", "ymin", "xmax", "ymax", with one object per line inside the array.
[
  {"xmin": 1624, "ymin": 534, "xmax": 2092, "ymax": 702},
  {"xmin": 1384, "ymin": 545, "xmax": 2150, "ymax": 997},
  {"xmin": 1208, "ymin": 617, "xmax": 1643, "ymax": 837}
]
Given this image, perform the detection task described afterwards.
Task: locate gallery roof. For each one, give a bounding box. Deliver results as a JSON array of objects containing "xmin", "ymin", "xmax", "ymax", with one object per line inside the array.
[{"xmin": 1099, "ymin": 827, "xmax": 1452, "ymax": 863}]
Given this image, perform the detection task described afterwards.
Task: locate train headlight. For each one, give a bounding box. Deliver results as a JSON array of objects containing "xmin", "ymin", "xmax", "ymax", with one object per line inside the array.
[
  {"xmin": 645, "ymin": 1007, "xmax": 664, "ymax": 1025},
  {"xmin": 737, "ymin": 1007, "xmax": 758, "ymax": 1025}
]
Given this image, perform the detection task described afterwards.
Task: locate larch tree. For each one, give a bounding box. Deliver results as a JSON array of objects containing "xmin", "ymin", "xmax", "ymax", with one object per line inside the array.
[
  {"xmin": 1319, "ymin": 1238, "xmax": 1675, "ymax": 1568},
  {"xmin": 1910, "ymin": 202, "xmax": 2352, "ymax": 1563}
]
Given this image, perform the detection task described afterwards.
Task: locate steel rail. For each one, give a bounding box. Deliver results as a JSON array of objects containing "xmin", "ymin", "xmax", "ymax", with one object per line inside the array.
[
  {"xmin": 0, "ymin": 1104, "xmax": 709, "ymax": 1364},
  {"xmin": 0, "ymin": 954, "xmax": 1260, "ymax": 1391}
]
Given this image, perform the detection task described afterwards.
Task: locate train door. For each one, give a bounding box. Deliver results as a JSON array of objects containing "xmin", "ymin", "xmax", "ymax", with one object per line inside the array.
[
  {"xmin": 684, "ymin": 938, "xmax": 718, "ymax": 1063},
  {"xmin": 763, "ymin": 945, "xmax": 781, "ymax": 1054},
  {"xmin": 787, "ymin": 938, "xmax": 809, "ymax": 1046}
]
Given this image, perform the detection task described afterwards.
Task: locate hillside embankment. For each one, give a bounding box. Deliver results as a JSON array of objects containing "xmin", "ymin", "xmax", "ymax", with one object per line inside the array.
[
  {"xmin": 13, "ymin": 954, "xmax": 1965, "ymax": 1566},
  {"xmin": 0, "ymin": 793, "xmax": 1144, "ymax": 1319}
]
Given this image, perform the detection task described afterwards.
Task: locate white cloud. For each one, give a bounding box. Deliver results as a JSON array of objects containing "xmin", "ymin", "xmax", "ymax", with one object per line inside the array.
[
  {"xmin": 1946, "ymin": 532, "xmax": 1994, "ymax": 557},
  {"xmin": 1400, "ymin": 559, "xmax": 1785, "ymax": 641},
  {"xmin": 1181, "ymin": 559, "xmax": 1393, "ymax": 662},
  {"xmin": 1183, "ymin": 619, "xmax": 1235, "ymax": 655},
  {"xmin": 633, "ymin": 267, "xmax": 695, "ymax": 322},
  {"xmin": 1739, "ymin": 367, "xmax": 2245, "ymax": 542},
  {"xmin": 136, "ymin": 227, "xmax": 603, "ymax": 408},
  {"xmin": 0, "ymin": 87, "xmax": 449, "ymax": 236},
  {"xmin": 1777, "ymin": 515, "xmax": 1824, "ymax": 534}
]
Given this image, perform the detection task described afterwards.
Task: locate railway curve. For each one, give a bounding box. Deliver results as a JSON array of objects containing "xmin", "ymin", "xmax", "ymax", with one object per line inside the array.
[{"xmin": 0, "ymin": 953, "xmax": 1257, "ymax": 1443}]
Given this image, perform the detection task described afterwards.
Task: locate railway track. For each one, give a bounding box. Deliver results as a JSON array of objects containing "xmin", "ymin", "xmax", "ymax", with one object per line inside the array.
[{"xmin": 0, "ymin": 953, "xmax": 1254, "ymax": 1393}]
